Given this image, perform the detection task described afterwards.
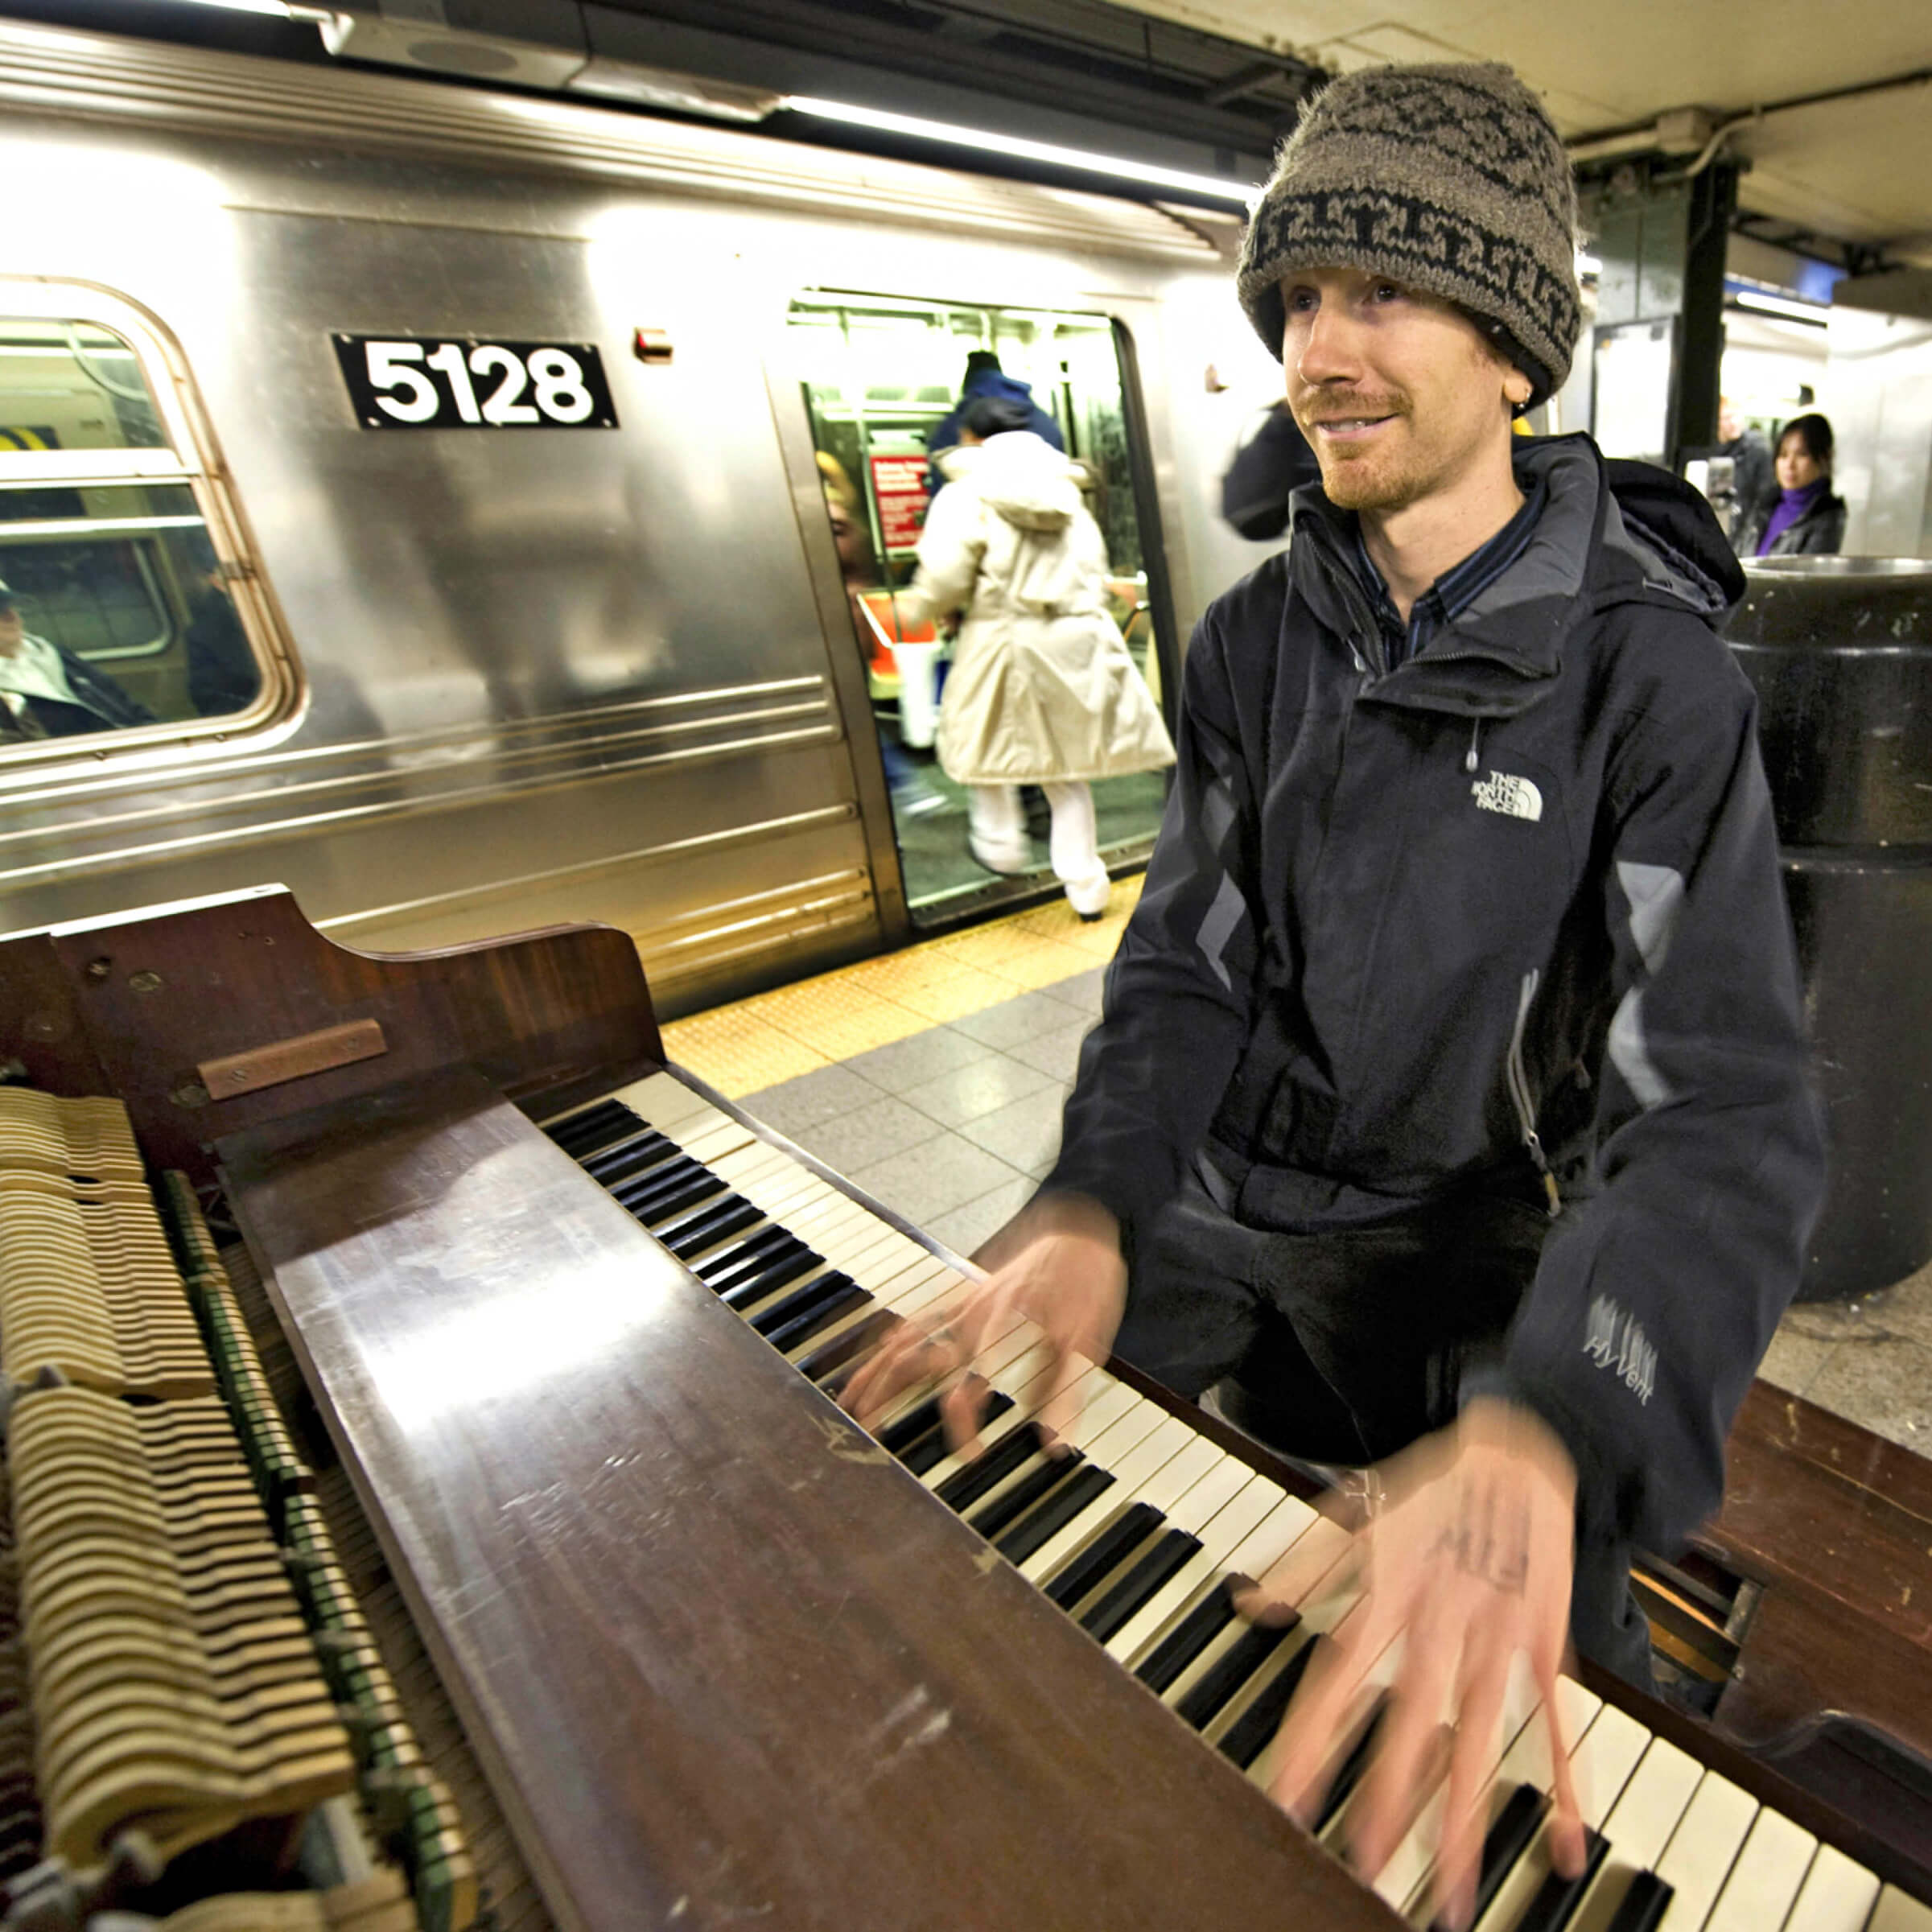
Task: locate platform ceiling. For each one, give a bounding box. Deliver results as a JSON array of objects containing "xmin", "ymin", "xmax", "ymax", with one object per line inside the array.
[{"xmin": 1102, "ymin": 0, "xmax": 1930, "ymax": 262}]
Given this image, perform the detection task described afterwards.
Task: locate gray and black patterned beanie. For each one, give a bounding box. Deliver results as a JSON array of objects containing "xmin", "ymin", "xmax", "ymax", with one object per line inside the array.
[{"xmin": 1237, "ymin": 63, "xmax": 1581, "ymax": 406}]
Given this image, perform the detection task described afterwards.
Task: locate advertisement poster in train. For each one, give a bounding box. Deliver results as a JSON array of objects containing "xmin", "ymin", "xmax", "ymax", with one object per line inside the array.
[{"xmin": 867, "ymin": 454, "xmax": 929, "ymax": 552}]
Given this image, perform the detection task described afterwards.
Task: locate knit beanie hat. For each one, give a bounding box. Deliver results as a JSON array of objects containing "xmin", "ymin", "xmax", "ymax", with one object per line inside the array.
[{"xmin": 1237, "ymin": 63, "xmax": 1582, "ymax": 406}]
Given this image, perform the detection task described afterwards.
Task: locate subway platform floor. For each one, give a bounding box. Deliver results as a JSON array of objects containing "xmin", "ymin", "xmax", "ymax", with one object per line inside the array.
[{"xmin": 661, "ymin": 877, "xmax": 1932, "ymax": 1459}]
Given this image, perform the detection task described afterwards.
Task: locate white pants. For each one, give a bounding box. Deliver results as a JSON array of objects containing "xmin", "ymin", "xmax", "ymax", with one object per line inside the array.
[{"xmin": 967, "ymin": 781, "xmax": 1111, "ymax": 916}]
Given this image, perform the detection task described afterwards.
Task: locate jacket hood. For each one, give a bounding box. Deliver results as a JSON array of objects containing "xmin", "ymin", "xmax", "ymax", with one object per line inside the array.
[
  {"xmin": 963, "ymin": 369, "xmax": 1043, "ymax": 410},
  {"xmin": 941, "ymin": 430, "xmax": 1082, "ymax": 532}
]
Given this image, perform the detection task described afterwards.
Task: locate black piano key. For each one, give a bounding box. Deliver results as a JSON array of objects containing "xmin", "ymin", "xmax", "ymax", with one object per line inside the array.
[
  {"xmin": 582, "ymin": 1131, "xmax": 679, "ymax": 1183},
  {"xmin": 1312, "ymin": 1695, "xmax": 1385, "ymax": 1831},
  {"xmin": 969, "ymin": 1450, "xmax": 1090, "ymax": 1540},
  {"xmin": 763, "ymin": 1283, "xmax": 873, "ymax": 1357},
  {"xmin": 1433, "ymin": 1783, "xmax": 1550, "ymax": 1932},
  {"xmin": 629, "ymin": 1172, "xmax": 726, "ymax": 1226},
  {"xmin": 751, "ymin": 1271, "xmax": 859, "ymax": 1338},
  {"xmin": 1221, "ymin": 1633, "xmax": 1320, "ymax": 1769},
  {"xmin": 1079, "ymin": 1529, "xmax": 1202, "ymax": 1644},
  {"xmin": 1512, "ymin": 1827, "xmax": 1609, "ymax": 1932},
  {"xmin": 877, "ymin": 1395, "xmax": 948, "ymax": 1457},
  {"xmin": 1135, "ymin": 1580, "xmax": 1245, "ymax": 1693},
  {"xmin": 933, "ymin": 1421, "xmax": 1051, "ymax": 1513},
  {"xmin": 796, "ymin": 1310, "xmax": 896, "ymax": 1385},
  {"xmin": 609, "ymin": 1156, "xmax": 710, "ymax": 1213},
  {"xmin": 546, "ymin": 1101, "xmax": 641, "ymax": 1154},
  {"xmin": 994, "ymin": 1465, "xmax": 1117, "ymax": 1565},
  {"xmin": 1174, "ymin": 1621, "xmax": 1295, "ymax": 1732},
  {"xmin": 900, "ymin": 1393, "xmax": 1015, "ymax": 1477},
  {"xmin": 658, "ymin": 1196, "xmax": 762, "ymax": 1258},
  {"xmin": 694, "ymin": 1225, "xmax": 796, "ymax": 1286},
  {"xmin": 1603, "ymin": 1872, "xmax": 1673, "ymax": 1932},
  {"xmin": 1043, "ymin": 1502, "xmax": 1166, "ymax": 1611},
  {"xmin": 717, "ymin": 1247, "xmax": 821, "ymax": 1311}
]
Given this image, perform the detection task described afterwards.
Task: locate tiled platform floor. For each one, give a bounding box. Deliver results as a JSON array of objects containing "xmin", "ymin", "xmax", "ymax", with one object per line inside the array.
[{"xmin": 661, "ymin": 879, "xmax": 1932, "ymax": 1457}]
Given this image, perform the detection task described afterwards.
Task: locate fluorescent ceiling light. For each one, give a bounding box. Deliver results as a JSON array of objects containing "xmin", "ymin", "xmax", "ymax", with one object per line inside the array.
[
  {"xmin": 785, "ymin": 95, "xmax": 1258, "ymax": 207},
  {"xmin": 146, "ymin": 0, "xmax": 299, "ymax": 14},
  {"xmin": 1732, "ymin": 288, "xmax": 1830, "ymax": 323}
]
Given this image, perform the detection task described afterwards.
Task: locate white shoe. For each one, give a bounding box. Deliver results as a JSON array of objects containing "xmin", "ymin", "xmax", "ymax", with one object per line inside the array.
[
  {"xmin": 1065, "ymin": 871, "xmax": 1112, "ymax": 919},
  {"xmin": 970, "ymin": 834, "xmax": 1031, "ymax": 876}
]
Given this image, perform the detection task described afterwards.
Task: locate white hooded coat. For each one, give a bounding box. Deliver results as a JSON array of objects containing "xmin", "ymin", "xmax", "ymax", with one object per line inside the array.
[{"xmin": 893, "ymin": 431, "xmax": 1176, "ymax": 788}]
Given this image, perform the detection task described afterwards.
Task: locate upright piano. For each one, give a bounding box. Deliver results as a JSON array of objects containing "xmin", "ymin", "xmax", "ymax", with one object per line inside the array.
[{"xmin": 2, "ymin": 885, "xmax": 1930, "ymax": 1932}]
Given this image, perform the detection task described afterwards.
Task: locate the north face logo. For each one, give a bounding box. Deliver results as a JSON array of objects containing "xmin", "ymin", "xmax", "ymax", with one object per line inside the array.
[{"xmin": 1472, "ymin": 771, "xmax": 1543, "ymax": 822}]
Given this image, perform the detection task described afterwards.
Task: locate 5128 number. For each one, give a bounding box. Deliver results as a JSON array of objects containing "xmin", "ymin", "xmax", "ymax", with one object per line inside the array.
[{"xmin": 332, "ymin": 335, "xmax": 620, "ymax": 430}]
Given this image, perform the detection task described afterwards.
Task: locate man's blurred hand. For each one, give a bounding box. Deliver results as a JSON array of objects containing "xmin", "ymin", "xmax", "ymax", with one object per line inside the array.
[
  {"xmin": 839, "ymin": 1195, "xmax": 1127, "ymax": 1458},
  {"xmin": 1258, "ymin": 1400, "xmax": 1586, "ymax": 1929}
]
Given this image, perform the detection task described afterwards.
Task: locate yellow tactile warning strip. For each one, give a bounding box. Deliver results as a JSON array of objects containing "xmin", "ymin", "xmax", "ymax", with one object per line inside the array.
[{"xmin": 661, "ymin": 878, "xmax": 1143, "ymax": 1098}]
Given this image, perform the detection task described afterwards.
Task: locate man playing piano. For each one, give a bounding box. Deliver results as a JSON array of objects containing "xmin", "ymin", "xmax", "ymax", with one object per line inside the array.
[{"xmin": 846, "ymin": 60, "xmax": 1823, "ymax": 1929}]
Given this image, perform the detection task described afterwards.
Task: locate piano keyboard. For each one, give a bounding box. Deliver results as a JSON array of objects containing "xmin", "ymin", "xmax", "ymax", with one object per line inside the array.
[{"xmin": 545, "ymin": 1069, "xmax": 1932, "ymax": 1932}]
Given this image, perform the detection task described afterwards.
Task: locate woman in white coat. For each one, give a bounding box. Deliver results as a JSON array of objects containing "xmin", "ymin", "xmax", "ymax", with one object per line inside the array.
[{"xmin": 894, "ymin": 398, "xmax": 1176, "ymax": 917}]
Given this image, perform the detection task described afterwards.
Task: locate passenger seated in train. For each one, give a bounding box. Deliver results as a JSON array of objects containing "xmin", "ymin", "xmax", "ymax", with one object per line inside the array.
[
  {"xmin": 1733, "ymin": 410, "xmax": 1848, "ymax": 557},
  {"xmin": 847, "ymin": 60, "xmax": 1823, "ymax": 1923},
  {"xmin": 924, "ymin": 348, "xmax": 1064, "ymax": 495},
  {"xmin": 183, "ymin": 554, "xmax": 263, "ymax": 716},
  {"xmin": 891, "ymin": 394, "xmax": 1174, "ymax": 917},
  {"xmin": 0, "ymin": 576, "xmax": 154, "ymax": 742}
]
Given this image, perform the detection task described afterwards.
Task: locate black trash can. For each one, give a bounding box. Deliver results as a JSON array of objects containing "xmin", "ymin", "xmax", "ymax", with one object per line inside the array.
[{"xmin": 1724, "ymin": 557, "xmax": 1932, "ymax": 1301}]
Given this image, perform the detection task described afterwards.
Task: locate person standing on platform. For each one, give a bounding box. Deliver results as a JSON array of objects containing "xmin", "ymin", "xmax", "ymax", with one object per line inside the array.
[
  {"xmin": 892, "ymin": 396, "xmax": 1173, "ymax": 919},
  {"xmin": 847, "ymin": 61, "xmax": 1823, "ymax": 1924},
  {"xmin": 1716, "ymin": 396, "xmax": 1773, "ymax": 531},
  {"xmin": 925, "ymin": 350, "xmax": 1064, "ymax": 495},
  {"xmin": 1221, "ymin": 400, "xmax": 1323, "ymax": 540},
  {"xmin": 1733, "ymin": 411, "xmax": 1847, "ymax": 558}
]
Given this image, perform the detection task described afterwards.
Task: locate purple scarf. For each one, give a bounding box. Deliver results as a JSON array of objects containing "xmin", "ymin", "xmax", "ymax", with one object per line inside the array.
[{"xmin": 1757, "ymin": 477, "xmax": 1827, "ymax": 556}]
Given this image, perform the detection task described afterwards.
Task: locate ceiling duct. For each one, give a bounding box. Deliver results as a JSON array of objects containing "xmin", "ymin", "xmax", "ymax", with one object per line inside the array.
[
  {"xmin": 319, "ymin": 0, "xmax": 784, "ymax": 118},
  {"xmin": 319, "ymin": 0, "xmax": 590, "ymax": 86}
]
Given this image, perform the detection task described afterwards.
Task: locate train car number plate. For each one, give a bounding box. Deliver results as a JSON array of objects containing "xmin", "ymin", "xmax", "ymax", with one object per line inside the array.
[{"xmin": 333, "ymin": 335, "xmax": 619, "ymax": 430}]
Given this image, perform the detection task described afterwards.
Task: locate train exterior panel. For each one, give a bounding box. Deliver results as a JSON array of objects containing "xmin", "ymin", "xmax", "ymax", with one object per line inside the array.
[{"xmin": 0, "ymin": 19, "xmax": 1285, "ymax": 1011}]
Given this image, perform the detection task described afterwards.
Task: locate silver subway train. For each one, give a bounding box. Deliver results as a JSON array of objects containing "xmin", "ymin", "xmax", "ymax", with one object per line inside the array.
[{"xmin": 0, "ymin": 15, "xmax": 1293, "ymax": 1013}]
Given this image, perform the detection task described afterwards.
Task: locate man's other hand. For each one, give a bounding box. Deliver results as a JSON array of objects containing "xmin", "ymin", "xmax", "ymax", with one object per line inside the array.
[
  {"xmin": 1261, "ymin": 1400, "xmax": 1586, "ymax": 1930},
  {"xmin": 838, "ymin": 1196, "xmax": 1127, "ymax": 1459}
]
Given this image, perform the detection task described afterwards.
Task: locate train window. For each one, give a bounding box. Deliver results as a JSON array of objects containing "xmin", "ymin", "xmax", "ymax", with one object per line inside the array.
[
  {"xmin": 789, "ymin": 292, "xmax": 1168, "ymax": 925},
  {"xmin": 0, "ymin": 300, "xmax": 284, "ymax": 752}
]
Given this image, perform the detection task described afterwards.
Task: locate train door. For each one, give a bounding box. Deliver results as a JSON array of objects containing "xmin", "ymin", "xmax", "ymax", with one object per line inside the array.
[{"xmin": 785, "ymin": 292, "xmax": 1174, "ymax": 929}]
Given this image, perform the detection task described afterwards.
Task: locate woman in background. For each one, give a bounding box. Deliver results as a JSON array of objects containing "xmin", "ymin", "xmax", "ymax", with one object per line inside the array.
[
  {"xmin": 1735, "ymin": 412, "xmax": 1847, "ymax": 558},
  {"xmin": 893, "ymin": 397, "xmax": 1173, "ymax": 919}
]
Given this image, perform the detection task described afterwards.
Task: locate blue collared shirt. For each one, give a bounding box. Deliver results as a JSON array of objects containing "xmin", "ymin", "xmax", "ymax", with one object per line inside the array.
[{"xmin": 1351, "ymin": 474, "xmax": 1550, "ymax": 671}]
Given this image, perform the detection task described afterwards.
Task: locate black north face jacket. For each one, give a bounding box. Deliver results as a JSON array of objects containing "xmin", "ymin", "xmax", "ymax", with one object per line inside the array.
[{"xmin": 1044, "ymin": 435, "xmax": 1825, "ymax": 1555}]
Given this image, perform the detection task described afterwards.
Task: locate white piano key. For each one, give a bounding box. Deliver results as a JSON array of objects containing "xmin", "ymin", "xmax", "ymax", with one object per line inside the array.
[
  {"xmin": 676, "ymin": 1117, "xmax": 760, "ymax": 1166},
  {"xmin": 1372, "ymin": 1665, "xmax": 1584, "ymax": 1913},
  {"xmin": 1015, "ymin": 1414, "xmax": 1202, "ymax": 1586},
  {"xmin": 1466, "ymin": 1684, "xmax": 1613, "ymax": 1932},
  {"xmin": 1781, "ymin": 1843, "xmax": 1882, "ymax": 1932},
  {"xmin": 1563, "ymin": 1736, "xmax": 1703, "ymax": 1932},
  {"xmin": 1157, "ymin": 1520, "xmax": 1355, "ymax": 1716},
  {"xmin": 604, "ymin": 1069, "xmax": 715, "ymax": 1130},
  {"xmin": 1102, "ymin": 1477, "xmax": 1286, "ymax": 1664},
  {"xmin": 1868, "ymin": 1887, "xmax": 1932, "ymax": 1932},
  {"xmin": 1651, "ymin": 1773, "xmax": 1757, "ymax": 1932},
  {"xmin": 1701, "ymin": 1807, "xmax": 1817, "ymax": 1932}
]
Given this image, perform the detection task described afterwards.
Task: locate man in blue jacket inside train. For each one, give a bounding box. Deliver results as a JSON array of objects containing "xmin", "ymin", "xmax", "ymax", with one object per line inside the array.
[{"xmin": 847, "ymin": 60, "xmax": 1822, "ymax": 1920}]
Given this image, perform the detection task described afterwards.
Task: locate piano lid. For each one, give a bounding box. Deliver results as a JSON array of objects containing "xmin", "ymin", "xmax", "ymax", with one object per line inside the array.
[{"xmin": 0, "ymin": 885, "xmax": 661, "ymax": 1180}]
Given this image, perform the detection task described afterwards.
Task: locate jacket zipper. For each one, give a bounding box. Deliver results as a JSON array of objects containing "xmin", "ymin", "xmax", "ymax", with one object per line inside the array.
[{"xmin": 1507, "ymin": 969, "xmax": 1562, "ymax": 1217}]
